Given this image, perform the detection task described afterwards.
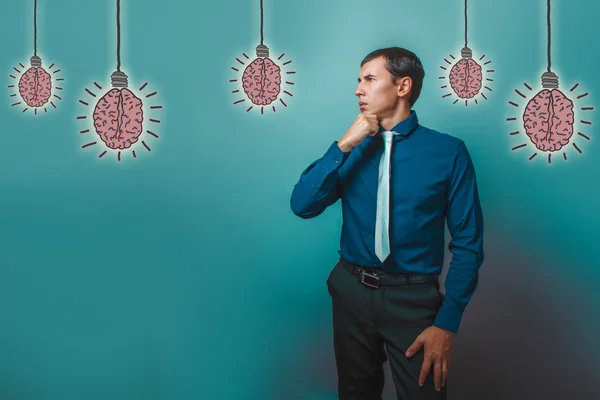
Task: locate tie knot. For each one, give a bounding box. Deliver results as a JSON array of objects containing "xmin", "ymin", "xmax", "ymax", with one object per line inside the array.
[{"xmin": 382, "ymin": 131, "xmax": 395, "ymax": 142}]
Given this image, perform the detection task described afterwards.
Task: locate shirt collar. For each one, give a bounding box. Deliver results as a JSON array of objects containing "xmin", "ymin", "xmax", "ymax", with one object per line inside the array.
[{"xmin": 377, "ymin": 110, "xmax": 419, "ymax": 140}]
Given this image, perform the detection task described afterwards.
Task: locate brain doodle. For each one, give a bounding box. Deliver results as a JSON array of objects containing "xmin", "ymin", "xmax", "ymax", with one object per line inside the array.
[
  {"xmin": 93, "ymin": 88, "xmax": 144, "ymax": 150},
  {"xmin": 241, "ymin": 57, "xmax": 281, "ymax": 105},
  {"xmin": 449, "ymin": 58, "xmax": 482, "ymax": 99},
  {"xmin": 18, "ymin": 67, "xmax": 52, "ymax": 107},
  {"xmin": 523, "ymin": 89, "xmax": 575, "ymax": 151}
]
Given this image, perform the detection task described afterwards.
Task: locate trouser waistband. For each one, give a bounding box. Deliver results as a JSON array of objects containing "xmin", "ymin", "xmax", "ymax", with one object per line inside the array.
[{"xmin": 338, "ymin": 257, "xmax": 438, "ymax": 290}]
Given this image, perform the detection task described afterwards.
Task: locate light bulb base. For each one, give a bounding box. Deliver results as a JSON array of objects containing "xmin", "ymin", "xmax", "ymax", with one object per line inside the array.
[
  {"xmin": 461, "ymin": 46, "xmax": 472, "ymax": 59},
  {"xmin": 256, "ymin": 44, "xmax": 269, "ymax": 58},
  {"xmin": 30, "ymin": 56, "xmax": 42, "ymax": 67},
  {"xmin": 541, "ymin": 71, "xmax": 559, "ymax": 89},
  {"xmin": 111, "ymin": 71, "xmax": 129, "ymax": 88}
]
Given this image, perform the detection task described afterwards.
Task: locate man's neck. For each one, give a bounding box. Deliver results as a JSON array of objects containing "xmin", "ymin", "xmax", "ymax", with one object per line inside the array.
[{"xmin": 380, "ymin": 106, "xmax": 411, "ymax": 131}]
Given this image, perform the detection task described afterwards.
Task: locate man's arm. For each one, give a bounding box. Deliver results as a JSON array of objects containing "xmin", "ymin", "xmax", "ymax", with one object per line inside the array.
[
  {"xmin": 433, "ymin": 141, "xmax": 484, "ymax": 334},
  {"xmin": 290, "ymin": 141, "xmax": 350, "ymax": 219}
]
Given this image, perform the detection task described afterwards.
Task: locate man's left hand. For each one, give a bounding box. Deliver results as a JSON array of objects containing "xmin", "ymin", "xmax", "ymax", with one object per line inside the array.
[{"xmin": 405, "ymin": 326, "xmax": 454, "ymax": 391}]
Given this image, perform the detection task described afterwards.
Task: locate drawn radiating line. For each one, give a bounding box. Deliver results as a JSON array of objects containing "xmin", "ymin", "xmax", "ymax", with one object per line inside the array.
[{"xmin": 578, "ymin": 132, "xmax": 590, "ymax": 140}]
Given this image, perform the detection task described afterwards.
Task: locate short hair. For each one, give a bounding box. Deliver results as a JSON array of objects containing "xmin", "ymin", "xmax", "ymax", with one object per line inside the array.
[{"xmin": 360, "ymin": 47, "xmax": 425, "ymax": 106}]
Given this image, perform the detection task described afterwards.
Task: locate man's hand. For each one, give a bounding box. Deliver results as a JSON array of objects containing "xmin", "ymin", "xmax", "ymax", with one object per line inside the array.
[
  {"xmin": 405, "ymin": 326, "xmax": 454, "ymax": 391},
  {"xmin": 337, "ymin": 113, "xmax": 379, "ymax": 152}
]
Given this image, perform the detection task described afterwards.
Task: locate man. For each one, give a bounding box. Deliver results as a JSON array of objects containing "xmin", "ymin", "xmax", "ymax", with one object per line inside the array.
[{"xmin": 290, "ymin": 47, "xmax": 484, "ymax": 400}]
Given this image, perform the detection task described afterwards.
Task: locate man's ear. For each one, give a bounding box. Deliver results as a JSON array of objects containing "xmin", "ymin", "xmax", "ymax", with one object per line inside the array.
[{"xmin": 396, "ymin": 76, "xmax": 412, "ymax": 99}]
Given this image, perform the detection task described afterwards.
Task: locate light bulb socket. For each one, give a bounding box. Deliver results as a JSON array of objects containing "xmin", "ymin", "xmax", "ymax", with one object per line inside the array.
[
  {"xmin": 30, "ymin": 56, "xmax": 42, "ymax": 67},
  {"xmin": 111, "ymin": 71, "xmax": 129, "ymax": 88},
  {"xmin": 256, "ymin": 44, "xmax": 270, "ymax": 58},
  {"xmin": 541, "ymin": 71, "xmax": 559, "ymax": 89},
  {"xmin": 461, "ymin": 46, "xmax": 472, "ymax": 59}
]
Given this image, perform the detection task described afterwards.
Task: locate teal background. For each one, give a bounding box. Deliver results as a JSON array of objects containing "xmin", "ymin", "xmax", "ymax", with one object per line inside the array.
[{"xmin": 0, "ymin": 0, "xmax": 598, "ymax": 399}]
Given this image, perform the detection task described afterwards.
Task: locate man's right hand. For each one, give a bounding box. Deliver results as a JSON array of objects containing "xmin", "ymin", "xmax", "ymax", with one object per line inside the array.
[{"xmin": 337, "ymin": 113, "xmax": 380, "ymax": 152}]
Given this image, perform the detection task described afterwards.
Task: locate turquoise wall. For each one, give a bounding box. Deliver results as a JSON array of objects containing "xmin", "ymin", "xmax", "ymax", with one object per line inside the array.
[{"xmin": 0, "ymin": 0, "xmax": 597, "ymax": 399}]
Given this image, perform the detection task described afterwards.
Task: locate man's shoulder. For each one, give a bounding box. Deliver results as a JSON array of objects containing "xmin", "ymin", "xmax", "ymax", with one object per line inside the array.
[{"xmin": 415, "ymin": 124, "xmax": 465, "ymax": 150}]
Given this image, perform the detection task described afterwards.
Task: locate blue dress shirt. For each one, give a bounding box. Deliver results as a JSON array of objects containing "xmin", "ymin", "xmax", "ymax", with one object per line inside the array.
[{"xmin": 290, "ymin": 110, "xmax": 484, "ymax": 333}]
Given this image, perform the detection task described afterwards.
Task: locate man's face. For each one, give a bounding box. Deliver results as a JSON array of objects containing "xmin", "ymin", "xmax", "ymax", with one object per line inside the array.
[{"xmin": 355, "ymin": 56, "xmax": 402, "ymax": 118}]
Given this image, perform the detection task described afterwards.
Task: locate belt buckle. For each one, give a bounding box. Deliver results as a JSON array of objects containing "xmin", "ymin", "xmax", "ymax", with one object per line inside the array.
[{"xmin": 357, "ymin": 268, "xmax": 380, "ymax": 289}]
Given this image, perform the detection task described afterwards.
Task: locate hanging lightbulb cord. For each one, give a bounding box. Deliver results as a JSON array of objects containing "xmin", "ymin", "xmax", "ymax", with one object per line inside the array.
[
  {"xmin": 30, "ymin": 0, "xmax": 42, "ymax": 67},
  {"xmin": 541, "ymin": 0, "xmax": 558, "ymax": 88},
  {"xmin": 461, "ymin": 0, "xmax": 472, "ymax": 58},
  {"xmin": 256, "ymin": 0, "xmax": 269, "ymax": 57},
  {"xmin": 260, "ymin": 0, "xmax": 264, "ymax": 46},
  {"xmin": 116, "ymin": 0, "xmax": 121, "ymax": 72},
  {"xmin": 111, "ymin": 0, "xmax": 128, "ymax": 87},
  {"xmin": 33, "ymin": 0, "xmax": 37, "ymax": 56},
  {"xmin": 546, "ymin": 0, "xmax": 551, "ymax": 73},
  {"xmin": 464, "ymin": 0, "xmax": 467, "ymax": 48}
]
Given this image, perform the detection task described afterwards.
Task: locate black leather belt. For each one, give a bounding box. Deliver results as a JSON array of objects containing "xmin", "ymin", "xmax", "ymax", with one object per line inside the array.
[{"xmin": 339, "ymin": 257, "xmax": 438, "ymax": 289}]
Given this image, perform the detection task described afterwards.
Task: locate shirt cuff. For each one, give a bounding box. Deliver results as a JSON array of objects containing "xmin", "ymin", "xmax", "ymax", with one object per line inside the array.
[
  {"xmin": 326, "ymin": 140, "xmax": 349, "ymax": 159},
  {"xmin": 433, "ymin": 304, "xmax": 462, "ymax": 334}
]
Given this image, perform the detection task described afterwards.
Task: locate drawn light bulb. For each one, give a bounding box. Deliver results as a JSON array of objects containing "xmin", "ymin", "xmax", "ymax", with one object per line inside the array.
[
  {"xmin": 230, "ymin": 0, "xmax": 295, "ymax": 114},
  {"xmin": 93, "ymin": 70, "xmax": 144, "ymax": 150},
  {"xmin": 440, "ymin": 0, "xmax": 494, "ymax": 106},
  {"xmin": 449, "ymin": 46, "xmax": 482, "ymax": 99},
  {"xmin": 18, "ymin": 55, "xmax": 52, "ymax": 108},
  {"xmin": 507, "ymin": 0, "xmax": 593, "ymax": 164},
  {"xmin": 77, "ymin": 0, "xmax": 163, "ymax": 161},
  {"xmin": 8, "ymin": 0, "xmax": 63, "ymax": 115},
  {"xmin": 523, "ymin": 72, "xmax": 574, "ymax": 152},
  {"xmin": 242, "ymin": 44, "xmax": 281, "ymax": 106}
]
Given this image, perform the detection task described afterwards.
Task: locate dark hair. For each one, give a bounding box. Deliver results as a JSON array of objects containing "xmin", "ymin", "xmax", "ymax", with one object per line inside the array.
[{"xmin": 360, "ymin": 47, "xmax": 425, "ymax": 106}]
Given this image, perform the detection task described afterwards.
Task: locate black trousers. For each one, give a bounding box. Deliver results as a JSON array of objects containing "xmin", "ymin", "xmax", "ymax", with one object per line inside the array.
[{"xmin": 326, "ymin": 257, "xmax": 447, "ymax": 400}]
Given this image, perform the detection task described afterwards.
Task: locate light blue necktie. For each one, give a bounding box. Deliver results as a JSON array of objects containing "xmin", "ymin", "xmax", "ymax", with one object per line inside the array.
[{"xmin": 375, "ymin": 130, "xmax": 397, "ymax": 262}]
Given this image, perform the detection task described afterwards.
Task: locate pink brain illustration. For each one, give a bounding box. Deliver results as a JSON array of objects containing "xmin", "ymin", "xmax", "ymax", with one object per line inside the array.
[
  {"xmin": 449, "ymin": 58, "xmax": 482, "ymax": 99},
  {"xmin": 93, "ymin": 88, "xmax": 144, "ymax": 150},
  {"xmin": 523, "ymin": 89, "xmax": 575, "ymax": 151},
  {"xmin": 18, "ymin": 66, "xmax": 52, "ymax": 107},
  {"xmin": 241, "ymin": 57, "xmax": 281, "ymax": 105}
]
